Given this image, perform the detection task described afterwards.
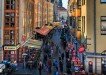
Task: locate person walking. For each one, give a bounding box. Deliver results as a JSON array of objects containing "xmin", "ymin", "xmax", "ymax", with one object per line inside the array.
[
  {"xmin": 47, "ymin": 58, "xmax": 52, "ymax": 74},
  {"xmin": 43, "ymin": 54, "xmax": 48, "ymax": 65},
  {"xmin": 38, "ymin": 60, "xmax": 43, "ymax": 75},
  {"xmin": 59, "ymin": 60, "xmax": 63, "ymax": 74},
  {"xmin": 53, "ymin": 58, "xmax": 58, "ymax": 71},
  {"xmin": 61, "ymin": 53, "xmax": 64, "ymax": 60}
]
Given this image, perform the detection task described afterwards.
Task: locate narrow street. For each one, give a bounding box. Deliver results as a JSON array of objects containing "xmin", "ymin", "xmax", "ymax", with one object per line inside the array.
[
  {"xmin": 12, "ymin": 26, "xmax": 68, "ymax": 75},
  {"xmin": 32, "ymin": 27, "xmax": 68, "ymax": 75}
]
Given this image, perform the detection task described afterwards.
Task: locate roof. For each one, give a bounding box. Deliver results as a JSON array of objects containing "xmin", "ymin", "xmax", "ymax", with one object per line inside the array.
[{"xmin": 57, "ymin": 6, "xmax": 67, "ymax": 11}]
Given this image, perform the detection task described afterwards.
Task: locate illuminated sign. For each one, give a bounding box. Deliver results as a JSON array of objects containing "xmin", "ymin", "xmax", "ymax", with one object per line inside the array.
[{"xmin": 4, "ymin": 45, "xmax": 20, "ymax": 50}]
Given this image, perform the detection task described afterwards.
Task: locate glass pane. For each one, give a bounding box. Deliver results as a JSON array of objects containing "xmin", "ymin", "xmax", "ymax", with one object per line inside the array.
[
  {"xmin": 11, "ymin": 5, "xmax": 15, "ymax": 9},
  {"xmin": 11, "ymin": 17, "xmax": 15, "ymax": 22},
  {"xmin": 101, "ymin": 21, "xmax": 106, "ymax": 31},
  {"xmin": 101, "ymin": 0, "xmax": 106, "ymax": 2},
  {"xmin": 5, "ymin": 23, "xmax": 10, "ymax": 27},
  {"xmin": 101, "ymin": 21, "xmax": 106, "ymax": 35},
  {"xmin": 5, "ymin": 18, "xmax": 10, "ymax": 22},
  {"xmin": 6, "ymin": 5, "xmax": 10, "ymax": 9},
  {"xmin": 11, "ymin": 0, "xmax": 15, "ymax": 4},
  {"xmin": 6, "ymin": 0, "xmax": 10, "ymax": 4}
]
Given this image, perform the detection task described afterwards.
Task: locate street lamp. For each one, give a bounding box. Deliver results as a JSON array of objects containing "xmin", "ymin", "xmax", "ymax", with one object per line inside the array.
[{"xmin": 22, "ymin": 53, "xmax": 27, "ymax": 68}]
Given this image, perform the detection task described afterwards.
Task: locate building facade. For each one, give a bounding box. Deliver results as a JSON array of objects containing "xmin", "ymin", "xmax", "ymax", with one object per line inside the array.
[
  {"xmin": 3, "ymin": 0, "xmax": 20, "ymax": 62},
  {"xmin": 0, "ymin": 0, "xmax": 4, "ymax": 61},
  {"xmin": 0, "ymin": 0, "xmax": 54, "ymax": 63},
  {"xmin": 57, "ymin": 7, "xmax": 68, "ymax": 22},
  {"xmin": 68, "ymin": 0, "xmax": 106, "ymax": 74},
  {"xmin": 2, "ymin": 0, "xmax": 34, "ymax": 63}
]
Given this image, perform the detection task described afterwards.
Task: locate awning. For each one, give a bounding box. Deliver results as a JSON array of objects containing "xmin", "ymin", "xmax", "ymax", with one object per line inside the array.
[
  {"xmin": 24, "ymin": 39, "xmax": 43, "ymax": 49},
  {"xmin": 53, "ymin": 22, "xmax": 61, "ymax": 27},
  {"xmin": 35, "ymin": 26, "xmax": 53, "ymax": 36},
  {"xmin": 46, "ymin": 26, "xmax": 54, "ymax": 29}
]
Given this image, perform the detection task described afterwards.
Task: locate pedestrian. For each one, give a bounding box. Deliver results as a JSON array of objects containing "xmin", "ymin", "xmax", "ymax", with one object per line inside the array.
[
  {"xmin": 59, "ymin": 60, "xmax": 63, "ymax": 73},
  {"xmin": 53, "ymin": 58, "xmax": 58, "ymax": 70},
  {"xmin": 66, "ymin": 59, "xmax": 72, "ymax": 75},
  {"xmin": 38, "ymin": 60, "xmax": 43, "ymax": 75},
  {"xmin": 43, "ymin": 54, "xmax": 47, "ymax": 65},
  {"xmin": 54, "ymin": 68, "xmax": 59, "ymax": 75},
  {"xmin": 51, "ymin": 49, "xmax": 54, "ymax": 57},
  {"xmin": 61, "ymin": 53, "xmax": 64, "ymax": 60},
  {"xmin": 47, "ymin": 58, "xmax": 52, "ymax": 74}
]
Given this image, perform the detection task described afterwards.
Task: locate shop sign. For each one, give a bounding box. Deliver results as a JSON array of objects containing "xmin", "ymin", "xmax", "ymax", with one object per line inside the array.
[
  {"xmin": 4, "ymin": 46, "xmax": 16, "ymax": 50},
  {"xmin": 4, "ymin": 45, "xmax": 19, "ymax": 50}
]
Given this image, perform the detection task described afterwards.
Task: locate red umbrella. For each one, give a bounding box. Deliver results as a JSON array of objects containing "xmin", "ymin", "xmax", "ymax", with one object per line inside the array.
[{"xmin": 78, "ymin": 45, "xmax": 85, "ymax": 53}]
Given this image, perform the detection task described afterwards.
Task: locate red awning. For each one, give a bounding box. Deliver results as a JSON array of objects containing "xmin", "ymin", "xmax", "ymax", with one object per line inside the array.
[{"xmin": 35, "ymin": 26, "xmax": 51, "ymax": 36}]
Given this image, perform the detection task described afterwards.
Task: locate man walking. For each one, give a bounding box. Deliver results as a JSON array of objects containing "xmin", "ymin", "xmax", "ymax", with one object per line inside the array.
[{"xmin": 38, "ymin": 60, "xmax": 43, "ymax": 75}]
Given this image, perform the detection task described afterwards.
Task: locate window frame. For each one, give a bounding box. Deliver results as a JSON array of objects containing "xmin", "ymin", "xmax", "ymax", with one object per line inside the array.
[
  {"xmin": 100, "ymin": 16, "xmax": 106, "ymax": 35},
  {"xmin": 100, "ymin": 0, "xmax": 106, "ymax": 3}
]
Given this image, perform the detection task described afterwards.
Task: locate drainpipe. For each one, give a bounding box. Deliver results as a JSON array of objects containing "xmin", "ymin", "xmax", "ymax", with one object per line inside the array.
[{"xmin": 94, "ymin": 0, "xmax": 97, "ymax": 74}]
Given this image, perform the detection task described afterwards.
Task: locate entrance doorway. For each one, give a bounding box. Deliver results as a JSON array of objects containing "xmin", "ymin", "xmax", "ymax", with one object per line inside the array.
[{"xmin": 101, "ymin": 50, "xmax": 106, "ymax": 75}]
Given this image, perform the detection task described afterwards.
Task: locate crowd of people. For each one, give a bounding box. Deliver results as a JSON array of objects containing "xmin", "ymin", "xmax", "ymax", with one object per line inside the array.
[
  {"xmin": 34, "ymin": 26, "xmax": 85, "ymax": 75},
  {"xmin": 36, "ymin": 26, "xmax": 73, "ymax": 75}
]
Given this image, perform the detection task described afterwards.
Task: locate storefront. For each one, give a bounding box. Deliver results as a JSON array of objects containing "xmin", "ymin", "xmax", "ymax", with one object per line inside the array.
[
  {"xmin": 3, "ymin": 45, "xmax": 20, "ymax": 62},
  {"xmin": 101, "ymin": 50, "xmax": 106, "ymax": 75},
  {"xmin": 18, "ymin": 39, "xmax": 43, "ymax": 63},
  {"xmin": 85, "ymin": 53, "xmax": 106, "ymax": 74}
]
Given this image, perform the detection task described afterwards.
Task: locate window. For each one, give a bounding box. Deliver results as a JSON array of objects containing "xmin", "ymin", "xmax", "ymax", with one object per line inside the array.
[
  {"xmin": 101, "ymin": 0, "xmax": 106, "ymax": 3},
  {"xmin": 78, "ymin": 0, "xmax": 81, "ymax": 6},
  {"xmin": 82, "ymin": 0, "xmax": 85, "ymax": 5},
  {"xmin": 5, "ymin": 0, "xmax": 15, "ymax": 9},
  {"xmin": 101, "ymin": 16, "xmax": 106, "ymax": 35},
  {"xmin": 5, "ymin": 13, "xmax": 15, "ymax": 27}
]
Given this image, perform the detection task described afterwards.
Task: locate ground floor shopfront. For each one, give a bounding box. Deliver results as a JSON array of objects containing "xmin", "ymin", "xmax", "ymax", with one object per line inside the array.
[
  {"xmin": 3, "ymin": 39, "xmax": 43, "ymax": 63},
  {"xmin": 84, "ymin": 52, "xmax": 106, "ymax": 75}
]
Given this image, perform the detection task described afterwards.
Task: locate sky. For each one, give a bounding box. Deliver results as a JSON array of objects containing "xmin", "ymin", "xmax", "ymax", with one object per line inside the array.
[{"xmin": 62, "ymin": 0, "xmax": 68, "ymax": 9}]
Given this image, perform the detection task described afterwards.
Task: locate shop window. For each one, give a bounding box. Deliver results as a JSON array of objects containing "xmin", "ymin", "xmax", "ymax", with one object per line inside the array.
[
  {"xmin": 101, "ymin": 0, "xmax": 106, "ymax": 3},
  {"xmin": 11, "ymin": 51, "xmax": 14, "ymax": 54},
  {"xmin": 101, "ymin": 16, "xmax": 106, "ymax": 35}
]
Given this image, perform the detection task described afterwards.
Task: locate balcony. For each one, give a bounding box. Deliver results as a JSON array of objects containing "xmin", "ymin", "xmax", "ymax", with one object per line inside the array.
[{"xmin": 75, "ymin": 9, "xmax": 81, "ymax": 17}]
